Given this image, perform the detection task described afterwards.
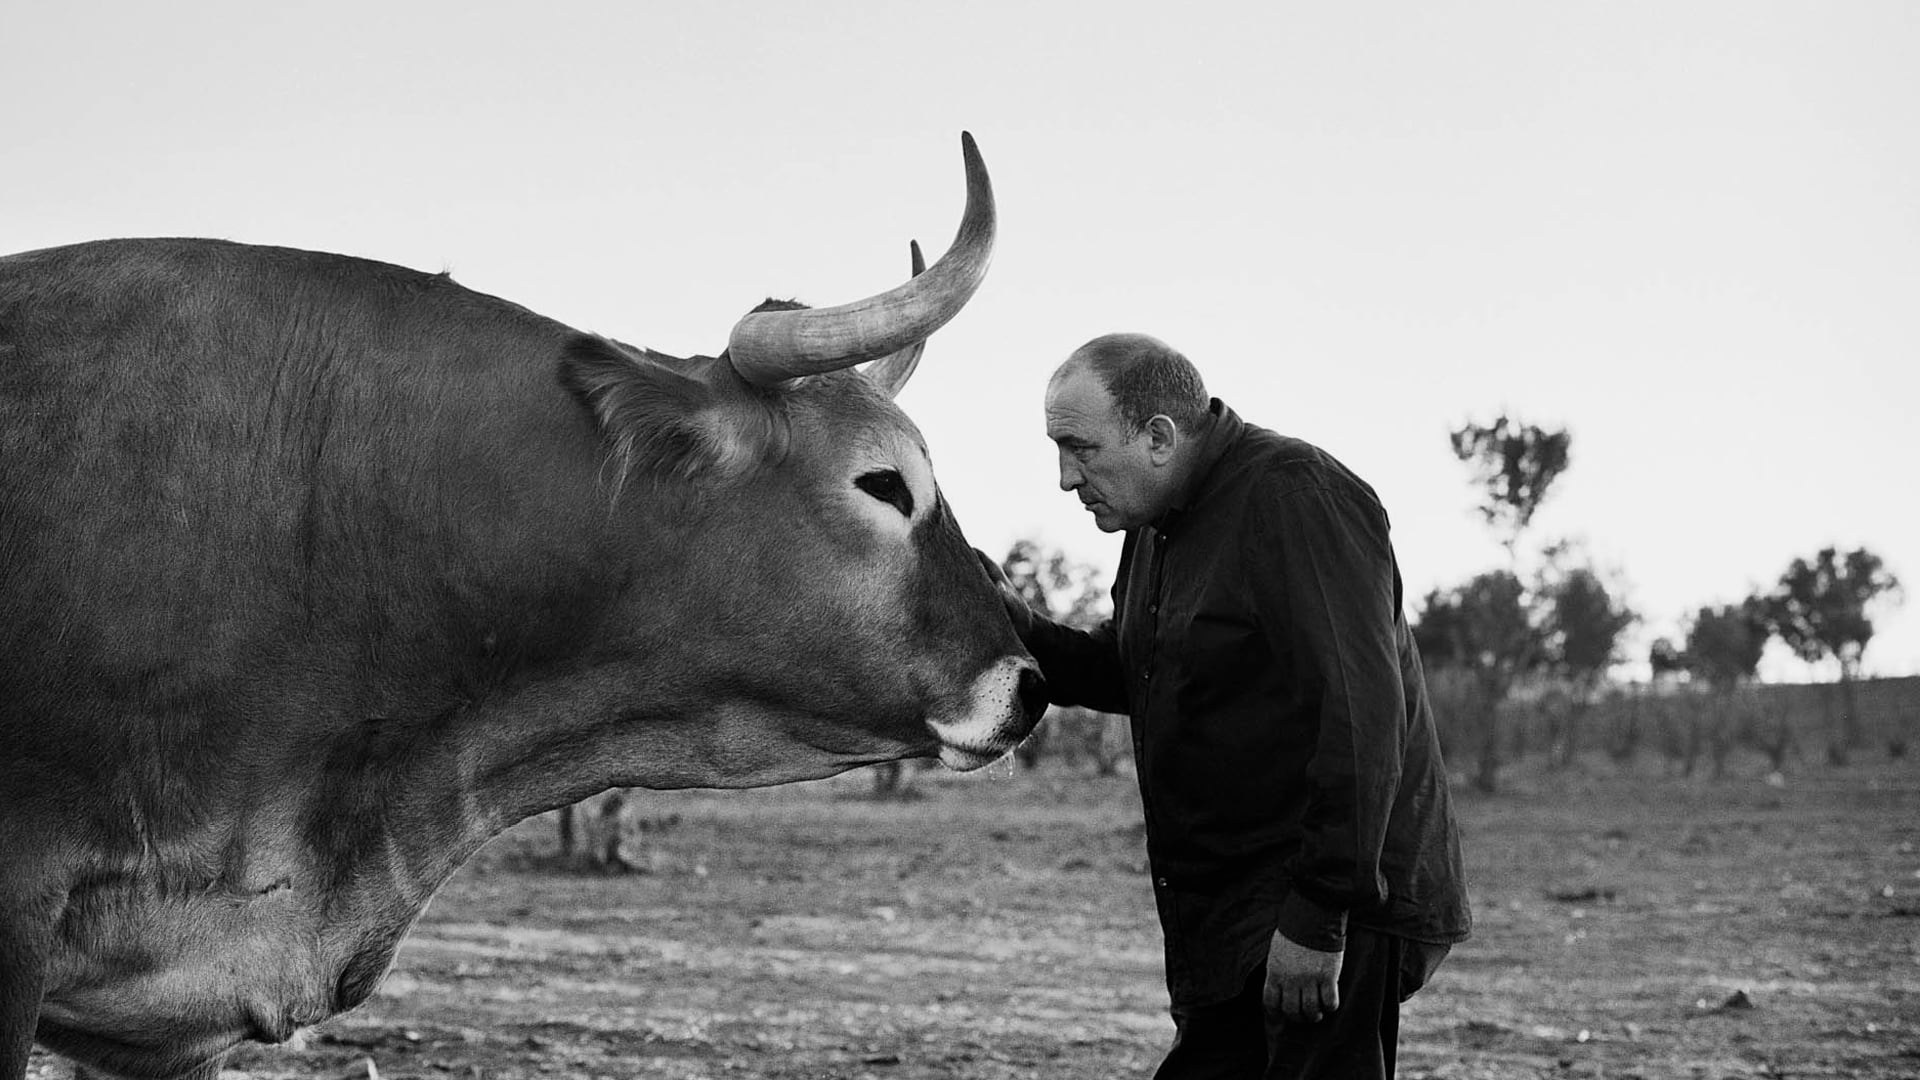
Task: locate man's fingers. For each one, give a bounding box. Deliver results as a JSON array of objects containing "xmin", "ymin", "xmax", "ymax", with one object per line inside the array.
[
  {"xmin": 1292, "ymin": 983, "xmax": 1322, "ymax": 1024},
  {"xmin": 1285, "ymin": 984, "xmax": 1304, "ymax": 1022},
  {"xmin": 1269, "ymin": 974, "xmax": 1338, "ymax": 1025}
]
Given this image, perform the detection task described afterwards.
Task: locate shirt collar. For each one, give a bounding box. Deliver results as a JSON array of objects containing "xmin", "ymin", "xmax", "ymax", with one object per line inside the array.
[{"xmin": 1155, "ymin": 398, "xmax": 1242, "ymax": 528}]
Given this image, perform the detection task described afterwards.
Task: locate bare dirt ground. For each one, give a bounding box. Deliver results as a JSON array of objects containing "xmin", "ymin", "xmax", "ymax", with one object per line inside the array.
[{"xmin": 30, "ymin": 759, "xmax": 1920, "ymax": 1079}]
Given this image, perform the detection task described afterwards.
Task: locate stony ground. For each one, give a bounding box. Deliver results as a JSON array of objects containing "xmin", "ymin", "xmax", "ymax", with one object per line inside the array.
[{"xmin": 29, "ymin": 757, "xmax": 1920, "ymax": 1079}]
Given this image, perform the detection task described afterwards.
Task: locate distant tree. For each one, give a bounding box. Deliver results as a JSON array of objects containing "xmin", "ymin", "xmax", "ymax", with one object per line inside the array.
[
  {"xmin": 1627, "ymin": 638, "xmax": 1686, "ymax": 768},
  {"xmin": 1603, "ymin": 685, "xmax": 1644, "ymax": 765},
  {"xmin": 555, "ymin": 791, "xmax": 636, "ymax": 870},
  {"xmin": 1681, "ymin": 599, "xmax": 1772, "ymax": 778},
  {"xmin": 1419, "ymin": 571, "xmax": 1539, "ymax": 691},
  {"xmin": 1648, "ymin": 637, "xmax": 1686, "ymax": 681},
  {"xmin": 1411, "ymin": 590, "xmax": 1466, "ymax": 669},
  {"xmin": 1427, "ymin": 413, "xmax": 1573, "ymax": 792},
  {"xmin": 1763, "ymin": 546, "xmax": 1903, "ymax": 763},
  {"xmin": 1417, "ymin": 570, "xmax": 1543, "ymax": 792},
  {"xmin": 1542, "ymin": 563, "xmax": 1636, "ymax": 768},
  {"xmin": 1683, "ymin": 600, "xmax": 1770, "ymax": 692},
  {"xmin": 1001, "ymin": 538, "xmax": 1109, "ymax": 630},
  {"xmin": 867, "ymin": 758, "xmax": 916, "ymax": 798},
  {"xmin": 1449, "ymin": 416, "xmax": 1573, "ymax": 557}
]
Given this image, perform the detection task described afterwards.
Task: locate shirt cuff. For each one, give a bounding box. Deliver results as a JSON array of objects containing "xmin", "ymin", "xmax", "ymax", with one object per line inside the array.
[{"xmin": 1275, "ymin": 891, "xmax": 1348, "ymax": 952}]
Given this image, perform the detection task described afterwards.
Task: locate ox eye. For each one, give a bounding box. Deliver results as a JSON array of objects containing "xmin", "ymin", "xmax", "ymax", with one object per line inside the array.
[{"xmin": 855, "ymin": 469, "xmax": 914, "ymax": 518}]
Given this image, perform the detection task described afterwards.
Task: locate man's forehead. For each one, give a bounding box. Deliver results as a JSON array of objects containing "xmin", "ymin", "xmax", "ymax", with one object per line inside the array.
[{"xmin": 1045, "ymin": 366, "xmax": 1117, "ymax": 436}]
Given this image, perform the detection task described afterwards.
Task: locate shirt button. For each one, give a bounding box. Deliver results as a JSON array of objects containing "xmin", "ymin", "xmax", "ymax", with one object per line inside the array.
[{"xmin": 1156, "ymin": 877, "xmax": 1169, "ymax": 888}]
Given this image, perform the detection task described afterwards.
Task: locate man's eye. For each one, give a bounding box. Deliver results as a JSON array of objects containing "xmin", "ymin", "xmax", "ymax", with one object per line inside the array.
[{"xmin": 855, "ymin": 469, "xmax": 915, "ymax": 517}]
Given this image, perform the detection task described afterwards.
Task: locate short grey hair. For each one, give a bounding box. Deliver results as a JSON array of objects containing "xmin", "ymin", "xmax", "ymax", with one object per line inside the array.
[{"xmin": 1061, "ymin": 332, "xmax": 1209, "ymax": 435}]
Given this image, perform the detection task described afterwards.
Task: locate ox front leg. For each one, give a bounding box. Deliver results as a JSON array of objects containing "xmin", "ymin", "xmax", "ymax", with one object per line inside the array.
[{"xmin": 0, "ymin": 915, "xmax": 47, "ymax": 1080}]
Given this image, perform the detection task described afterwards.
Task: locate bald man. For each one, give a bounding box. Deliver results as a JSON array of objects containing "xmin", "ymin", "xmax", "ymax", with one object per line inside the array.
[{"xmin": 995, "ymin": 333, "xmax": 1470, "ymax": 1079}]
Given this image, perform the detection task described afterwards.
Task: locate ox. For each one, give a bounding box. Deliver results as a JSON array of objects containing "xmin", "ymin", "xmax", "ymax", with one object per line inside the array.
[{"xmin": 0, "ymin": 133, "xmax": 1043, "ymax": 1080}]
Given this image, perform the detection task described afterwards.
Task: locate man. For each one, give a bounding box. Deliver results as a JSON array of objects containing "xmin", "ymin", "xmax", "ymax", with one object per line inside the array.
[{"xmin": 994, "ymin": 333, "xmax": 1470, "ymax": 1078}]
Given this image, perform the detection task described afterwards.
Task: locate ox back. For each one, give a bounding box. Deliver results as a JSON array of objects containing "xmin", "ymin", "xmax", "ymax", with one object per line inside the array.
[{"xmin": 0, "ymin": 136, "xmax": 1041, "ymax": 1080}]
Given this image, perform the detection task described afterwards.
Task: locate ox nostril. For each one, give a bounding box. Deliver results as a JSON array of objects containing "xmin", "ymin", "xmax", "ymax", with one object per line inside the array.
[{"xmin": 1016, "ymin": 666, "xmax": 1048, "ymax": 723}]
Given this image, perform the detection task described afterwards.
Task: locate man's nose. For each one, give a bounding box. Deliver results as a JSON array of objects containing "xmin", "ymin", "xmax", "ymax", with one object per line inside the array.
[{"xmin": 1057, "ymin": 453, "xmax": 1082, "ymax": 492}]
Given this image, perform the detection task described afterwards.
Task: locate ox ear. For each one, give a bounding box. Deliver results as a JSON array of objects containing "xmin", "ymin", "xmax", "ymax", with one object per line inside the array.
[{"xmin": 558, "ymin": 335, "xmax": 781, "ymax": 487}]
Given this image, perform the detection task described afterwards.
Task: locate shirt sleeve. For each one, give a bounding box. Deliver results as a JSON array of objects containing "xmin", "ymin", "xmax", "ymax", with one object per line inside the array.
[
  {"xmin": 1009, "ymin": 531, "xmax": 1134, "ymax": 716},
  {"xmin": 1248, "ymin": 482, "xmax": 1407, "ymax": 952},
  {"xmin": 1022, "ymin": 614, "xmax": 1130, "ymax": 715}
]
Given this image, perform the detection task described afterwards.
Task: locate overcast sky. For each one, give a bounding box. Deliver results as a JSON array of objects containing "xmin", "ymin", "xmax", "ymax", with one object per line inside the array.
[{"xmin": 5, "ymin": 2, "xmax": 1914, "ymax": 679}]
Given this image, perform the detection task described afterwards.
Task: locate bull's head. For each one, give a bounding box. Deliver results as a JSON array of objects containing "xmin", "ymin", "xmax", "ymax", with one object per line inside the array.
[{"xmin": 558, "ymin": 133, "xmax": 1043, "ymax": 786}]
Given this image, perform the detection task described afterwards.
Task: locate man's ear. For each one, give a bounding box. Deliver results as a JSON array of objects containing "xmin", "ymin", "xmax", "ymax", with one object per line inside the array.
[{"xmin": 1145, "ymin": 414, "xmax": 1180, "ymax": 465}]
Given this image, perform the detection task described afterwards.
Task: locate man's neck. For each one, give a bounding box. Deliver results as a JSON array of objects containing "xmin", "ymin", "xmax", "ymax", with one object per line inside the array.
[{"xmin": 1157, "ymin": 408, "xmax": 1226, "ymax": 523}]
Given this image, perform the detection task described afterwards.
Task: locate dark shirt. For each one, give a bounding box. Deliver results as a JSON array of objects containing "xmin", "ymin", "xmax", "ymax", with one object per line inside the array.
[{"xmin": 1024, "ymin": 400, "xmax": 1471, "ymax": 1005}]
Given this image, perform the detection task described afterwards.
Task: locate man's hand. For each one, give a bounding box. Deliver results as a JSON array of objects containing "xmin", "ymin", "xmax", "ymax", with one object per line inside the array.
[
  {"xmin": 1264, "ymin": 930, "xmax": 1343, "ymax": 1025},
  {"xmin": 974, "ymin": 549, "xmax": 1035, "ymax": 637}
]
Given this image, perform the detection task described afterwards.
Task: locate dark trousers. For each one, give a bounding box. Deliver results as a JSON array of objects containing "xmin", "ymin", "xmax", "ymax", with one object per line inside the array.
[{"xmin": 1153, "ymin": 928, "xmax": 1449, "ymax": 1080}]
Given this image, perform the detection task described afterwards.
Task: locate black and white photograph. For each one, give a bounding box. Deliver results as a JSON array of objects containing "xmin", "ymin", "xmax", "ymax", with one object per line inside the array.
[{"xmin": 3, "ymin": 4, "xmax": 1915, "ymax": 1078}]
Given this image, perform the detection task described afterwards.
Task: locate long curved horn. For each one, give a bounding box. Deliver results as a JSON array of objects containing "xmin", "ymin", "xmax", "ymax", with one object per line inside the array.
[
  {"xmin": 727, "ymin": 132, "xmax": 995, "ymax": 387},
  {"xmin": 863, "ymin": 240, "xmax": 926, "ymax": 398}
]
